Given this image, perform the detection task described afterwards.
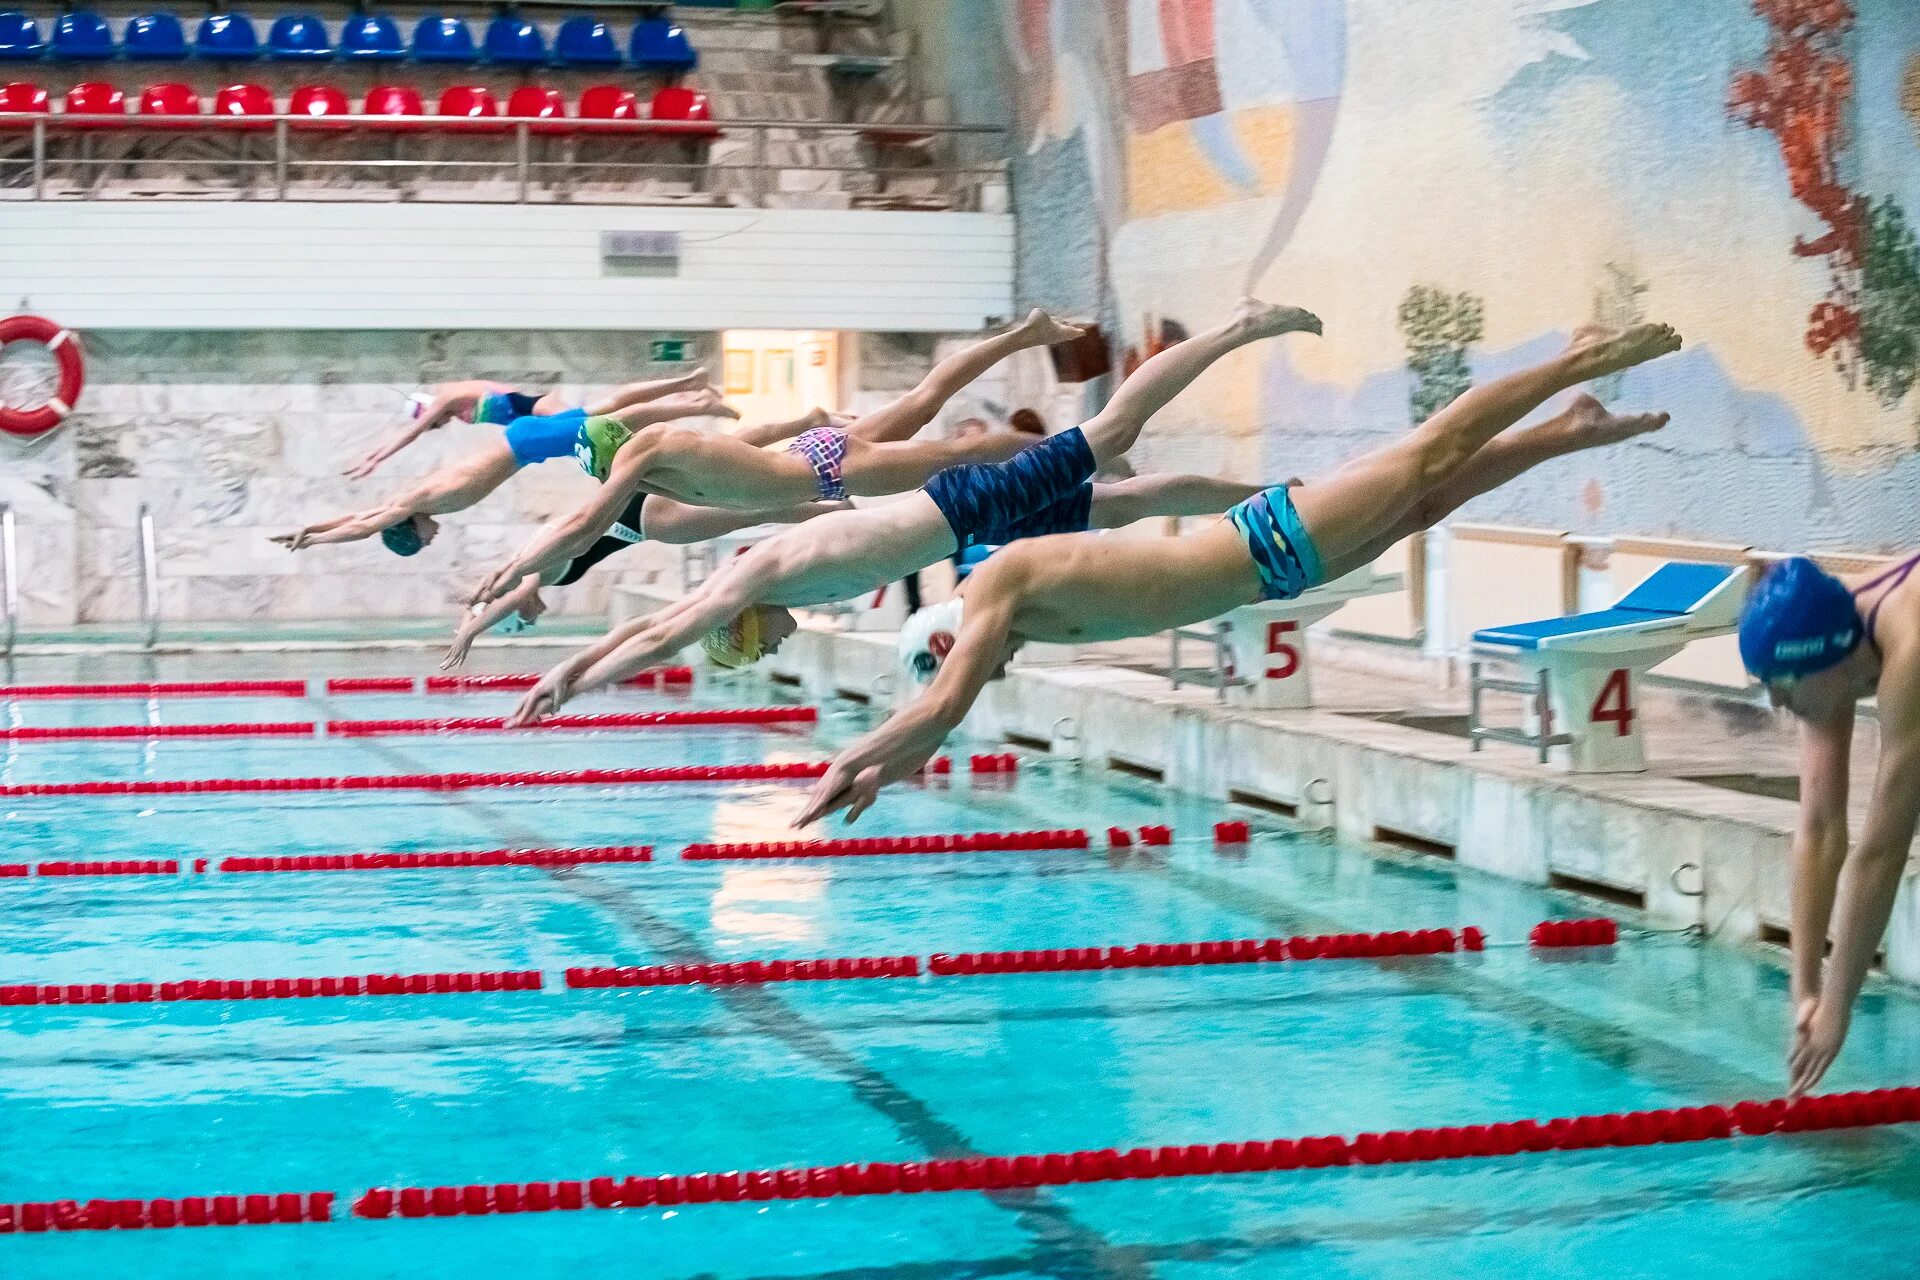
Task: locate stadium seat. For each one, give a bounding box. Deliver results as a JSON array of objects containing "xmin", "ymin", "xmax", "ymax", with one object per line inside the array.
[
  {"xmin": 412, "ymin": 16, "xmax": 475, "ymax": 64},
  {"xmin": 555, "ymin": 17, "xmax": 621, "ymax": 67},
  {"xmin": 63, "ymin": 80, "xmax": 126, "ymax": 120},
  {"xmin": 288, "ymin": 81, "xmax": 349, "ymax": 128},
  {"xmin": 268, "ymin": 14, "xmax": 333, "ymax": 60},
  {"xmin": 197, "ymin": 12, "xmax": 262, "ymax": 60},
  {"xmin": 483, "ymin": 15, "xmax": 546, "ymax": 66},
  {"xmin": 123, "ymin": 13, "xmax": 188, "ymax": 60},
  {"xmin": 629, "ymin": 17, "xmax": 697, "ymax": 71},
  {"xmin": 505, "ymin": 83, "xmax": 567, "ymax": 134},
  {"xmin": 0, "ymin": 11, "xmax": 44, "ymax": 60},
  {"xmin": 0, "ymin": 79, "xmax": 48, "ymax": 124},
  {"xmin": 139, "ymin": 81, "xmax": 202, "ymax": 119},
  {"xmin": 650, "ymin": 85, "xmax": 720, "ymax": 137},
  {"xmin": 436, "ymin": 84, "xmax": 501, "ymax": 132},
  {"xmin": 212, "ymin": 82, "xmax": 274, "ymax": 129},
  {"xmin": 340, "ymin": 13, "xmax": 404, "ymax": 61},
  {"xmin": 577, "ymin": 84, "xmax": 638, "ymax": 120},
  {"xmin": 362, "ymin": 83, "xmax": 424, "ymax": 130},
  {"xmin": 50, "ymin": 12, "xmax": 115, "ymax": 62}
]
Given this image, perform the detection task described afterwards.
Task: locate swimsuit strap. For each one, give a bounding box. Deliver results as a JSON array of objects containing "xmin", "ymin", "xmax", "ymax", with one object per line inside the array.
[{"xmin": 1858, "ymin": 551, "xmax": 1920, "ymax": 652}]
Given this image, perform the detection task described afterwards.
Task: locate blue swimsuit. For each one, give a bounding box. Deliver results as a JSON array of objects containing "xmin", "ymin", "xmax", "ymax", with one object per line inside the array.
[
  {"xmin": 924, "ymin": 427, "xmax": 1096, "ymax": 549},
  {"xmin": 501, "ymin": 407, "xmax": 590, "ymax": 467},
  {"xmin": 1224, "ymin": 486, "xmax": 1324, "ymax": 601}
]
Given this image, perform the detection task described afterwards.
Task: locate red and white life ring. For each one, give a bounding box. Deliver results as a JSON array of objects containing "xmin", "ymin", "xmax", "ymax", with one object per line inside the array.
[{"xmin": 0, "ymin": 315, "xmax": 85, "ymax": 438}]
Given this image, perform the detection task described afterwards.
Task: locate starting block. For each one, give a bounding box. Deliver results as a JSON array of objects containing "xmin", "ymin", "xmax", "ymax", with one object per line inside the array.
[
  {"xmin": 1469, "ymin": 561, "xmax": 1751, "ymax": 772},
  {"xmin": 1169, "ymin": 563, "xmax": 1405, "ymax": 708}
]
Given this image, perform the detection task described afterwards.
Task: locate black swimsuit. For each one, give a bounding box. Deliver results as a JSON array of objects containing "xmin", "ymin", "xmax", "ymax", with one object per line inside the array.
[{"xmin": 554, "ymin": 493, "xmax": 649, "ymax": 586}]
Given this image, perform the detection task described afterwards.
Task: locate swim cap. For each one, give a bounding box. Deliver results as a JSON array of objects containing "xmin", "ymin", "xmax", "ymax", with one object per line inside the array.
[
  {"xmin": 1738, "ymin": 556, "xmax": 1863, "ymax": 681},
  {"xmin": 471, "ymin": 391, "xmax": 516, "ymax": 426},
  {"xmin": 702, "ymin": 607, "xmax": 765, "ymax": 669},
  {"xmin": 898, "ymin": 599, "xmax": 964, "ymax": 684},
  {"xmin": 470, "ymin": 601, "xmax": 534, "ymax": 636},
  {"xmin": 380, "ymin": 517, "xmax": 424, "ymax": 557},
  {"xmin": 406, "ymin": 391, "xmax": 434, "ymax": 421}
]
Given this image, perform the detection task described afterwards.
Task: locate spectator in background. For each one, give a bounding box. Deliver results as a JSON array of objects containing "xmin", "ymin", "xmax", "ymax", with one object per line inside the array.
[{"xmin": 1009, "ymin": 408, "xmax": 1047, "ymax": 436}]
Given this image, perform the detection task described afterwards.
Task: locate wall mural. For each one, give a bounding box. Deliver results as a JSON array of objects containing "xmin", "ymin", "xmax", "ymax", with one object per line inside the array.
[{"xmin": 993, "ymin": 0, "xmax": 1920, "ymax": 549}]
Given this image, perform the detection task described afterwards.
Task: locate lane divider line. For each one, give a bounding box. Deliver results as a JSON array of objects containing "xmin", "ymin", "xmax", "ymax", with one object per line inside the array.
[
  {"xmin": 0, "ymin": 723, "xmax": 317, "ymax": 742},
  {"xmin": 0, "ymin": 760, "xmax": 857, "ymax": 799},
  {"xmin": 682, "ymin": 829, "xmax": 1090, "ymax": 860},
  {"xmin": 326, "ymin": 708, "xmax": 816, "ymax": 737},
  {"xmin": 216, "ymin": 847, "xmax": 653, "ymax": 874},
  {"xmin": 0, "ymin": 970, "xmax": 543, "ymax": 1006},
  {"xmin": 10, "ymin": 1089, "xmax": 1913, "ymax": 1232},
  {"xmin": 0, "ymin": 668, "xmax": 695, "ymax": 703}
]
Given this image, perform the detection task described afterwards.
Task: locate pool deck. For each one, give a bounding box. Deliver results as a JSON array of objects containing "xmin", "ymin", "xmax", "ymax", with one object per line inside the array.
[{"xmin": 612, "ymin": 583, "xmax": 1920, "ymax": 988}]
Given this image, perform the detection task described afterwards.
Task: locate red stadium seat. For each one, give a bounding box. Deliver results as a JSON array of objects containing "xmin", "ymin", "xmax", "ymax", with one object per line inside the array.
[
  {"xmin": 435, "ymin": 84, "xmax": 502, "ymax": 133},
  {"xmin": 139, "ymin": 82, "xmax": 202, "ymax": 125},
  {"xmin": 649, "ymin": 85, "xmax": 721, "ymax": 138},
  {"xmin": 289, "ymin": 83, "xmax": 350, "ymax": 130},
  {"xmin": 505, "ymin": 84, "xmax": 567, "ymax": 134},
  {"xmin": 0, "ymin": 81, "xmax": 49, "ymax": 127},
  {"xmin": 63, "ymin": 80, "xmax": 126, "ymax": 129},
  {"xmin": 362, "ymin": 84, "xmax": 425, "ymax": 132},
  {"xmin": 577, "ymin": 84, "xmax": 638, "ymax": 121},
  {"xmin": 212, "ymin": 83, "xmax": 275, "ymax": 131}
]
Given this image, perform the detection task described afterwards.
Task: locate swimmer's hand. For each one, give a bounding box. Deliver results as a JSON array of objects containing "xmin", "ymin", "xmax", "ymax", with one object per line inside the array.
[
  {"xmin": 506, "ymin": 669, "xmax": 572, "ymax": 728},
  {"xmin": 468, "ymin": 562, "xmax": 522, "ymax": 609},
  {"xmin": 1788, "ymin": 996, "xmax": 1849, "ymax": 1099},
  {"xmin": 342, "ymin": 444, "xmax": 389, "ymax": 482},
  {"xmin": 440, "ymin": 626, "xmax": 477, "ymax": 671},
  {"xmin": 794, "ymin": 757, "xmax": 885, "ymax": 828},
  {"xmin": 794, "ymin": 711, "xmax": 949, "ymax": 827}
]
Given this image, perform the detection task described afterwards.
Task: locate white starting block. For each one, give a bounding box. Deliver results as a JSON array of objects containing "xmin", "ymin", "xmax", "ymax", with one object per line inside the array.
[
  {"xmin": 1469, "ymin": 561, "xmax": 1751, "ymax": 772},
  {"xmin": 1168, "ymin": 563, "xmax": 1405, "ymax": 708},
  {"xmin": 679, "ymin": 528, "xmax": 905, "ymax": 631}
]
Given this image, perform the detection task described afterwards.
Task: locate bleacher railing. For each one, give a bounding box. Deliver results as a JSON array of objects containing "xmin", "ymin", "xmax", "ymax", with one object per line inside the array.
[{"xmin": 0, "ymin": 113, "xmax": 1006, "ymax": 209}]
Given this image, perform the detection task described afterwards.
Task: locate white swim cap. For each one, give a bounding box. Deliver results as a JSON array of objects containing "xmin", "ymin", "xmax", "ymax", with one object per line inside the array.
[
  {"xmin": 898, "ymin": 598, "xmax": 964, "ymax": 684},
  {"xmin": 406, "ymin": 391, "xmax": 435, "ymax": 420}
]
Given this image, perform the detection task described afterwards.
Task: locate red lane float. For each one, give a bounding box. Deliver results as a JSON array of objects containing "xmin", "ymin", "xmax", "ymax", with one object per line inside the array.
[
  {"xmin": 34, "ymin": 860, "xmax": 179, "ymax": 877},
  {"xmin": 1214, "ymin": 821, "xmax": 1250, "ymax": 844},
  {"xmin": 342, "ymin": 1088, "xmax": 1920, "ymax": 1222},
  {"xmin": 424, "ymin": 666, "xmax": 692, "ymax": 693},
  {"xmin": 0, "ymin": 760, "xmax": 843, "ymax": 799},
  {"xmin": 326, "ymin": 707, "xmax": 816, "ymax": 737},
  {"xmin": 0, "ymin": 969, "xmax": 542, "ymax": 1007},
  {"xmin": 0, "ymin": 680, "xmax": 307, "ymax": 701},
  {"xmin": 567, "ymin": 955, "xmax": 920, "ymax": 989},
  {"xmin": 969, "ymin": 753, "xmax": 1018, "ymax": 774},
  {"xmin": 928, "ymin": 926, "xmax": 1484, "ymax": 977},
  {"xmin": 324, "ymin": 677, "xmax": 416, "ymax": 694},
  {"xmin": 218, "ymin": 847, "xmax": 652, "ymax": 874},
  {"xmin": 1530, "ymin": 918, "xmax": 1620, "ymax": 948},
  {"xmin": 0, "ymin": 1190, "xmax": 333, "ymax": 1233},
  {"xmin": 0, "ymin": 722, "xmax": 313, "ymax": 742},
  {"xmin": 682, "ymin": 829, "xmax": 1089, "ymax": 861}
]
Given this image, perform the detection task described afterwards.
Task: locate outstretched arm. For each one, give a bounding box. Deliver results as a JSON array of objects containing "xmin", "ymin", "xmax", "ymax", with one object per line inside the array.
[
  {"xmin": 271, "ymin": 503, "xmax": 412, "ymax": 551},
  {"xmin": 442, "ymin": 572, "xmax": 546, "ymax": 670},
  {"xmin": 795, "ymin": 587, "xmax": 1018, "ymax": 826},
  {"xmin": 1087, "ymin": 474, "xmax": 1271, "ymax": 528},
  {"xmin": 1791, "ymin": 647, "xmax": 1920, "ymax": 1096},
  {"xmin": 343, "ymin": 380, "xmax": 501, "ymax": 480},
  {"xmin": 470, "ymin": 442, "xmax": 657, "ymax": 605}
]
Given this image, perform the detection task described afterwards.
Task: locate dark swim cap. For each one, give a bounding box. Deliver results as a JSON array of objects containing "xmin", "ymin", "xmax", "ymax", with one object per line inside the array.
[
  {"xmin": 1738, "ymin": 556, "xmax": 1863, "ymax": 681},
  {"xmin": 380, "ymin": 517, "xmax": 424, "ymax": 557}
]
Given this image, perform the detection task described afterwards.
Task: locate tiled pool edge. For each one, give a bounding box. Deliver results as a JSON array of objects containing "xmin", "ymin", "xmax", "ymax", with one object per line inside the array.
[{"xmin": 614, "ymin": 587, "xmax": 1918, "ymax": 988}]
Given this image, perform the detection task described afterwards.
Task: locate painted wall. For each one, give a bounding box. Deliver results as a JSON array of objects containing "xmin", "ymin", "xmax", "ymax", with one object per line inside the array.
[{"xmin": 986, "ymin": 0, "xmax": 1920, "ymax": 552}]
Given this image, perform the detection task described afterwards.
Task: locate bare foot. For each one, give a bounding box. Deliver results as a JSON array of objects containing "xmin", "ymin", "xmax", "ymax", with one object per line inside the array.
[
  {"xmin": 269, "ymin": 531, "xmax": 305, "ymax": 551},
  {"xmin": 1230, "ymin": 296, "xmax": 1323, "ymax": 339},
  {"xmin": 1566, "ymin": 322, "xmax": 1682, "ymax": 381},
  {"xmin": 1018, "ymin": 309, "xmax": 1088, "ymax": 346},
  {"xmin": 670, "ymin": 368, "xmax": 709, "ymax": 392},
  {"xmin": 1558, "ymin": 393, "xmax": 1670, "ymax": 446}
]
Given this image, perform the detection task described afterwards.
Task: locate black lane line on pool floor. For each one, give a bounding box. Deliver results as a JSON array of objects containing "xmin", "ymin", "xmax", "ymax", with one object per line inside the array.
[{"xmin": 337, "ymin": 710, "xmax": 1147, "ymax": 1280}]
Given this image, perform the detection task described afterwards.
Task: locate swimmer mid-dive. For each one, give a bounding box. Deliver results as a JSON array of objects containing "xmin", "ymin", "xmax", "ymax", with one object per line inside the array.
[
  {"xmin": 462, "ymin": 311, "xmax": 1087, "ymax": 601},
  {"xmin": 796, "ymin": 321, "xmax": 1682, "ymax": 828},
  {"xmin": 1737, "ymin": 551, "xmax": 1920, "ymax": 1096},
  {"xmin": 343, "ymin": 370, "xmax": 710, "ymax": 480},
  {"xmin": 501, "ymin": 297, "xmax": 1326, "ymax": 724}
]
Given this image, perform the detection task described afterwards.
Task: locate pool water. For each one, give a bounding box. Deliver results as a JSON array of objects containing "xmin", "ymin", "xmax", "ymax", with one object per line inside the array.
[{"xmin": 2, "ymin": 652, "xmax": 1917, "ymax": 1279}]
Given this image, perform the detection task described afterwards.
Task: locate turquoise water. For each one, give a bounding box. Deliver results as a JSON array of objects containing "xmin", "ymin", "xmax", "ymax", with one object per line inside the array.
[{"xmin": 1, "ymin": 654, "xmax": 1918, "ymax": 1278}]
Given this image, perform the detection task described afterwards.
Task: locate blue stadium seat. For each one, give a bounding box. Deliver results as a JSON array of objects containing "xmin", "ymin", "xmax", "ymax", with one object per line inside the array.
[
  {"xmin": 340, "ymin": 13, "xmax": 403, "ymax": 60},
  {"xmin": 629, "ymin": 16, "xmax": 696, "ymax": 71},
  {"xmin": 0, "ymin": 11, "xmax": 45, "ymax": 60},
  {"xmin": 123, "ymin": 13, "xmax": 188, "ymax": 60},
  {"xmin": 555, "ymin": 17, "xmax": 620, "ymax": 67},
  {"xmin": 268, "ymin": 13, "xmax": 332, "ymax": 60},
  {"xmin": 411, "ymin": 15, "xmax": 475, "ymax": 63},
  {"xmin": 50, "ymin": 12, "xmax": 115, "ymax": 61},
  {"xmin": 483, "ymin": 15, "xmax": 546, "ymax": 66},
  {"xmin": 197, "ymin": 12, "xmax": 262, "ymax": 60}
]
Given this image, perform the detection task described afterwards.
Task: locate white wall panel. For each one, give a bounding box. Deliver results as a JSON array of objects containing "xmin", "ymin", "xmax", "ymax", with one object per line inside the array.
[{"xmin": 1, "ymin": 204, "xmax": 1014, "ymax": 332}]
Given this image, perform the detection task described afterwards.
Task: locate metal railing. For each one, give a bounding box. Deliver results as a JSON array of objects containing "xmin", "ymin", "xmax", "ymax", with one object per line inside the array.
[
  {"xmin": 0, "ymin": 114, "xmax": 1007, "ymax": 210},
  {"xmin": 137, "ymin": 503, "xmax": 160, "ymax": 650},
  {"xmin": 0, "ymin": 505, "xmax": 17, "ymax": 658},
  {"xmin": 1167, "ymin": 620, "xmax": 1244, "ymax": 703}
]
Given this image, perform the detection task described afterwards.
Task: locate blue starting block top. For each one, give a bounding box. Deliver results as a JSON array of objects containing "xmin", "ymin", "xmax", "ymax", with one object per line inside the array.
[{"xmin": 1474, "ymin": 562, "xmax": 1737, "ymax": 652}]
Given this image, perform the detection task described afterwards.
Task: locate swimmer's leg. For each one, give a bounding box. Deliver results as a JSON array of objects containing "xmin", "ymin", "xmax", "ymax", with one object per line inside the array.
[
  {"xmin": 841, "ymin": 429, "xmax": 1033, "ymax": 498},
  {"xmin": 849, "ymin": 309, "xmax": 1085, "ymax": 444},
  {"xmin": 1086, "ymin": 474, "xmax": 1270, "ymax": 528},
  {"xmin": 1291, "ymin": 324, "xmax": 1681, "ymax": 574},
  {"xmin": 1079, "ymin": 297, "xmax": 1322, "ymax": 465},
  {"xmin": 582, "ymin": 369, "xmax": 710, "ymax": 416}
]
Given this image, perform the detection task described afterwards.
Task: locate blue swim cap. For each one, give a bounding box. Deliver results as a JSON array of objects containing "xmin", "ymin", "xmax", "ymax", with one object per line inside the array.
[
  {"xmin": 380, "ymin": 517, "xmax": 424, "ymax": 557},
  {"xmin": 1738, "ymin": 556, "xmax": 1863, "ymax": 681}
]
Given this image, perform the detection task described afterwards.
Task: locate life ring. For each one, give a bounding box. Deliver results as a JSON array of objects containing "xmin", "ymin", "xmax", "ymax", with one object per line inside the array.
[{"xmin": 0, "ymin": 315, "xmax": 85, "ymax": 438}]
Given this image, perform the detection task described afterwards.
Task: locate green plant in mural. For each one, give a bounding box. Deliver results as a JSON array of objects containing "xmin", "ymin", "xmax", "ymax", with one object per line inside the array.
[
  {"xmin": 1859, "ymin": 197, "xmax": 1920, "ymax": 416},
  {"xmin": 1398, "ymin": 285, "xmax": 1485, "ymax": 424},
  {"xmin": 1588, "ymin": 263, "xmax": 1650, "ymax": 404}
]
